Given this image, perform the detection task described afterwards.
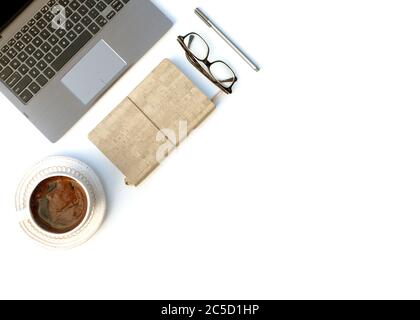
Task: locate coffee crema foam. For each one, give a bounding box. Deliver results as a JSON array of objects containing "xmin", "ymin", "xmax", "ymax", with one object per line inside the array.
[{"xmin": 29, "ymin": 176, "xmax": 88, "ymax": 234}]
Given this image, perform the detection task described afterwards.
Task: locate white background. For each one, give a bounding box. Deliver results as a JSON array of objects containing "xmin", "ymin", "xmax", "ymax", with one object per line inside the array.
[{"xmin": 1, "ymin": 0, "xmax": 420, "ymax": 300}]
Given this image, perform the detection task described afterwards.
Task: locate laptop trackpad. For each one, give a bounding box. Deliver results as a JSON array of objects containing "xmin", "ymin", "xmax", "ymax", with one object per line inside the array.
[{"xmin": 62, "ymin": 40, "xmax": 127, "ymax": 105}]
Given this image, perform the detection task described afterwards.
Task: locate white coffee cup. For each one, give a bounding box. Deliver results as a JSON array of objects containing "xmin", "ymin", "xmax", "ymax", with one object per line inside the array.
[
  {"xmin": 17, "ymin": 173, "xmax": 93, "ymax": 234},
  {"xmin": 15, "ymin": 156, "xmax": 106, "ymax": 249}
]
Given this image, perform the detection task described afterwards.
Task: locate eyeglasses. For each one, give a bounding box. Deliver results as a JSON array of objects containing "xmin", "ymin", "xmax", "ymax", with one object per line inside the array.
[{"xmin": 178, "ymin": 32, "xmax": 238, "ymax": 94}]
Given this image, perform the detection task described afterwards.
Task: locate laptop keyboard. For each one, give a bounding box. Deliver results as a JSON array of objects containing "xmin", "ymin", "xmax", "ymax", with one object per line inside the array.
[{"xmin": 0, "ymin": 0, "xmax": 130, "ymax": 105}]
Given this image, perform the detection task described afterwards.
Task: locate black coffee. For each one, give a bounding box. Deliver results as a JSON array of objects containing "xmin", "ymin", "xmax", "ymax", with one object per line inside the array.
[{"xmin": 29, "ymin": 176, "xmax": 88, "ymax": 234}]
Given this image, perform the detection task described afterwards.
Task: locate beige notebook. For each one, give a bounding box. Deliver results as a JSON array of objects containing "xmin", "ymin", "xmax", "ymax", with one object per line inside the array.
[{"xmin": 89, "ymin": 59, "xmax": 215, "ymax": 186}]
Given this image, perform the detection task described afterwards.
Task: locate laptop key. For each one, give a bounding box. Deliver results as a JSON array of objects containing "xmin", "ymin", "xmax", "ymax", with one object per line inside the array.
[
  {"xmin": 36, "ymin": 74, "xmax": 48, "ymax": 87},
  {"xmin": 88, "ymin": 8, "xmax": 99, "ymax": 19},
  {"xmin": 6, "ymin": 72, "xmax": 22, "ymax": 88},
  {"xmin": 81, "ymin": 16, "xmax": 92, "ymax": 27},
  {"xmin": 95, "ymin": 16, "xmax": 107, "ymax": 27},
  {"xmin": 44, "ymin": 67, "xmax": 55, "ymax": 79},
  {"xmin": 24, "ymin": 44, "xmax": 36, "ymax": 55},
  {"xmin": 88, "ymin": 22, "xmax": 100, "ymax": 34},
  {"xmin": 26, "ymin": 57, "xmax": 37, "ymax": 68},
  {"xmin": 17, "ymin": 52, "xmax": 29, "ymax": 62},
  {"xmin": 59, "ymin": 38, "xmax": 70, "ymax": 49},
  {"xmin": 29, "ymin": 26, "xmax": 40, "ymax": 37},
  {"xmin": 37, "ymin": 60, "xmax": 48, "ymax": 71},
  {"xmin": 44, "ymin": 11, "xmax": 54, "ymax": 22},
  {"xmin": 74, "ymin": 23, "xmax": 84, "ymax": 34},
  {"xmin": 19, "ymin": 90, "xmax": 34, "ymax": 104},
  {"xmin": 18, "ymin": 64, "xmax": 29, "ymax": 75},
  {"xmin": 96, "ymin": 1, "xmax": 107, "ymax": 11},
  {"xmin": 36, "ymin": 18, "xmax": 48, "ymax": 30},
  {"xmin": 33, "ymin": 37, "xmax": 43, "ymax": 47},
  {"xmin": 106, "ymin": 11, "xmax": 116, "ymax": 20},
  {"xmin": 0, "ymin": 56, "xmax": 10, "ymax": 67},
  {"xmin": 41, "ymin": 6, "xmax": 49, "ymax": 14},
  {"xmin": 85, "ymin": 0, "xmax": 96, "ymax": 9},
  {"xmin": 29, "ymin": 82, "xmax": 41, "ymax": 94},
  {"xmin": 78, "ymin": 5, "xmax": 89, "ymax": 16},
  {"xmin": 40, "ymin": 29, "xmax": 51, "ymax": 40},
  {"xmin": 8, "ymin": 39, "xmax": 16, "ymax": 47},
  {"xmin": 22, "ymin": 34, "xmax": 32, "ymax": 44},
  {"xmin": 13, "ymin": 75, "xmax": 31, "ymax": 94},
  {"xmin": 41, "ymin": 42, "xmax": 52, "ymax": 53},
  {"xmin": 34, "ymin": 12, "xmax": 43, "ymax": 20},
  {"xmin": 65, "ymin": 7, "xmax": 74, "ymax": 18},
  {"xmin": 29, "ymin": 68, "xmax": 40, "ymax": 78},
  {"xmin": 44, "ymin": 52, "xmax": 55, "ymax": 63},
  {"xmin": 46, "ymin": 23, "xmax": 56, "ymax": 33},
  {"xmin": 21, "ymin": 25, "xmax": 30, "ymax": 33},
  {"xmin": 56, "ymin": 29, "xmax": 67, "ymax": 38},
  {"xmin": 20, "ymin": 26, "xmax": 29, "ymax": 33},
  {"xmin": 52, "ymin": 30, "xmax": 92, "ymax": 71},
  {"xmin": 65, "ymin": 20, "xmax": 74, "ymax": 31},
  {"xmin": 10, "ymin": 59, "xmax": 21, "ymax": 69},
  {"xmin": 70, "ymin": 12, "xmax": 82, "ymax": 24},
  {"xmin": 112, "ymin": 1, "xmax": 123, "ymax": 11},
  {"xmin": 14, "ymin": 41, "xmax": 25, "ymax": 52},
  {"xmin": 7, "ymin": 48, "xmax": 18, "ymax": 59},
  {"xmin": 52, "ymin": 45, "xmax": 63, "ymax": 56},
  {"xmin": 34, "ymin": 50, "xmax": 44, "ymax": 59},
  {"xmin": 14, "ymin": 32, "xmax": 23, "ymax": 40},
  {"xmin": 70, "ymin": 1, "xmax": 80, "ymax": 10},
  {"xmin": 66, "ymin": 30, "xmax": 77, "ymax": 41},
  {"xmin": 48, "ymin": 34, "xmax": 59, "ymax": 45},
  {"xmin": 0, "ymin": 67, "xmax": 13, "ymax": 81}
]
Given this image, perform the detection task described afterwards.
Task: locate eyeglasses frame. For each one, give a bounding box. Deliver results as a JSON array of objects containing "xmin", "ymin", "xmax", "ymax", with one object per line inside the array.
[{"xmin": 177, "ymin": 32, "xmax": 238, "ymax": 94}]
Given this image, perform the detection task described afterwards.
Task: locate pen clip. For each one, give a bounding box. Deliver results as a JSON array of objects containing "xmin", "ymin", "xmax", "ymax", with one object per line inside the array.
[{"xmin": 195, "ymin": 8, "xmax": 212, "ymax": 28}]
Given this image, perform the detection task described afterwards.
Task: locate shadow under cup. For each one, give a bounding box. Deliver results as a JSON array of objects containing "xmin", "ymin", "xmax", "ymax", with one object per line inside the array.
[{"xmin": 29, "ymin": 176, "xmax": 88, "ymax": 234}]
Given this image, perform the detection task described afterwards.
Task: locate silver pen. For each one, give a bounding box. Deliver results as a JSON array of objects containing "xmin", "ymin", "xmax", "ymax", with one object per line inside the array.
[{"xmin": 195, "ymin": 8, "xmax": 260, "ymax": 72}]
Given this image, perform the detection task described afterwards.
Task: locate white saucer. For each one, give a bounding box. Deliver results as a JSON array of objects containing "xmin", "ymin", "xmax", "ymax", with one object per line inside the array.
[{"xmin": 15, "ymin": 156, "xmax": 106, "ymax": 249}]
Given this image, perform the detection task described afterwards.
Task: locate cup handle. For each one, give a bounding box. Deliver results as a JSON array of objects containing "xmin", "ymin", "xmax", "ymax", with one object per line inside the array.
[{"xmin": 16, "ymin": 208, "xmax": 31, "ymax": 223}]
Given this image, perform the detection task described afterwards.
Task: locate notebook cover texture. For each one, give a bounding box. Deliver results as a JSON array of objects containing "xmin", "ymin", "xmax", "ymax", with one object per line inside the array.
[{"xmin": 89, "ymin": 59, "xmax": 215, "ymax": 186}]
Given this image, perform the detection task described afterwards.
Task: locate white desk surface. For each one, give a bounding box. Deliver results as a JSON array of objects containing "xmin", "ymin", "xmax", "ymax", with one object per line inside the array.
[{"xmin": 1, "ymin": 0, "xmax": 420, "ymax": 299}]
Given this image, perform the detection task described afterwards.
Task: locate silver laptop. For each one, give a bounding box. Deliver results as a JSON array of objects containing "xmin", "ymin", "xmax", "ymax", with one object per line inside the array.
[{"xmin": 0, "ymin": 0, "xmax": 172, "ymax": 142}]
